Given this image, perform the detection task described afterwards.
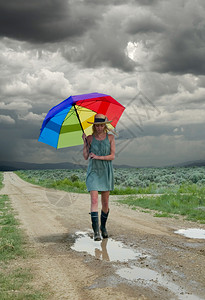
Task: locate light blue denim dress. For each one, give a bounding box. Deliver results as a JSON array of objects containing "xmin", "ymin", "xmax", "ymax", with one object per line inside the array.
[{"xmin": 86, "ymin": 134, "xmax": 114, "ymax": 192}]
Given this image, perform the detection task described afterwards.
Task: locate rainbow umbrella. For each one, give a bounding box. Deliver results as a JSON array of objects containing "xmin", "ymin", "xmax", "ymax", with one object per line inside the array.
[{"xmin": 38, "ymin": 92, "xmax": 125, "ymax": 148}]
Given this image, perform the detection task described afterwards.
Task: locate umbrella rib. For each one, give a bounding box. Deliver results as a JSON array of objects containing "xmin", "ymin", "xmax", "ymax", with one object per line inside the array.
[
  {"xmin": 73, "ymin": 104, "xmax": 90, "ymax": 151},
  {"xmin": 73, "ymin": 104, "xmax": 98, "ymax": 116},
  {"xmin": 74, "ymin": 104, "xmax": 84, "ymax": 133}
]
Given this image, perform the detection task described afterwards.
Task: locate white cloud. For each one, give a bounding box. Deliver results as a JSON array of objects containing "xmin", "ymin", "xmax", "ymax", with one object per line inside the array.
[
  {"xmin": 26, "ymin": 68, "xmax": 74, "ymax": 98},
  {"xmin": 0, "ymin": 41, "xmax": 75, "ymax": 103},
  {"xmin": 18, "ymin": 112, "xmax": 46, "ymax": 122},
  {"xmin": 146, "ymin": 108, "xmax": 205, "ymax": 127},
  {"xmin": 0, "ymin": 115, "xmax": 15, "ymax": 124},
  {"xmin": 0, "ymin": 101, "xmax": 32, "ymax": 110},
  {"xmin": 72, "ymin": 67, "xmax": 137, "ymax": 102},
  {"xmin": 2, "ymin": 68, "xmax": 73, "ymax": 99},
  {"xmin": 4, "ymin": 81, "xmax": 30, "ymax": 96},
  {"xmin": 0, "ymin": 41, "xmax": 31, "ymax": 69},
  {"xmin": 126, "ymin": 41, "xmax": 149, "ymax": 65},
  {"xmin": 173, "ymin": 127, "xmax": 184, "ymax": 133}
]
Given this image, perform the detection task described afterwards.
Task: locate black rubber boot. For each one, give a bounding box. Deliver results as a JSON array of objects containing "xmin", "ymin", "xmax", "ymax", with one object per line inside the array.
[
  {"xmin": 91, "ymin": 212, "xmax": 101, "ymax": 241},
  {"xmin": 100, "ymin": 210, "xmax": 109, "ymax": 238}
]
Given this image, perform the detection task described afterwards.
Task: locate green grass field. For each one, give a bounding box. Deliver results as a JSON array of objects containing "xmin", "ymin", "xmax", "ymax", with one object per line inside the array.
[
  {"xmin": 118, "ymin": 186, "xmax": 205, "ymax": 223},
  {"xmin": 15, "ymin": 166, "xmax": 205, "ymax": 195}
]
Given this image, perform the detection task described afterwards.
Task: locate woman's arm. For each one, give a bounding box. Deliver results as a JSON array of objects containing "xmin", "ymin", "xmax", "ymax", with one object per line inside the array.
[
  {"xmin": 89, "ymin": 135, "xmax": 115, "ymax": 161},
  {"xmin": 82, "ymin": 134, "xmax": 92, "ymax": 160}
]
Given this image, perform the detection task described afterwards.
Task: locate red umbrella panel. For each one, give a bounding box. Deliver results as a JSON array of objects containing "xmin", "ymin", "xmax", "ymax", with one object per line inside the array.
[{"xmin": 38, "ymin": 92, "xmax": 125, "ymax": 148}]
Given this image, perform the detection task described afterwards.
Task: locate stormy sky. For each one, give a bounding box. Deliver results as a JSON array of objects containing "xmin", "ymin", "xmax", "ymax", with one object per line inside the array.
[{"xmin": 0, "ymin": 0, "xmax": 205, "ymax": 167}]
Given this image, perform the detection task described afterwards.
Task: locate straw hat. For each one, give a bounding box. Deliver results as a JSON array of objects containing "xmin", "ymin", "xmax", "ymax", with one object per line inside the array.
[{"xmin": 87, "ymin": 114, "xmax": 112, "ymax": 125}]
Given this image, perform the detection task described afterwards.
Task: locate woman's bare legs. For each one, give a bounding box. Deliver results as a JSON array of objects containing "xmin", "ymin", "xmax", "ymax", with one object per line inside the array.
[
  {"xmin": 90, "ymin": 190, "xmax": 98, "ymax": 212},
  {"xmin": 101, "ymin": 191, "xmax": 109, "ymax": 213},
  {"xmin": 90, "ymin": 190, "xmax": 110, "ymax": 212}
]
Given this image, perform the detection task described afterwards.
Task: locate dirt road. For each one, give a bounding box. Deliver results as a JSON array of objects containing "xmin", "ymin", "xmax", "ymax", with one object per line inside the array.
[{"xmin": 1, "ymin": 172, "xmax": 205, "ymax": 300}]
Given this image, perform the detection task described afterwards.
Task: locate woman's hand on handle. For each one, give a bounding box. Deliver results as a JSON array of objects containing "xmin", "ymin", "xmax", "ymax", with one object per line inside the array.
[{"xmin": 89, "ymin": 152, "xmax": 97, "ymax": 159}]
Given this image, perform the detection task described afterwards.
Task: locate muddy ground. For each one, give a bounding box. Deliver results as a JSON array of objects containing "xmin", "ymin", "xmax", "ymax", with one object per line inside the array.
[{"xmin": 1, "ymin": 172, "xmax": 205, "ymax": 300}]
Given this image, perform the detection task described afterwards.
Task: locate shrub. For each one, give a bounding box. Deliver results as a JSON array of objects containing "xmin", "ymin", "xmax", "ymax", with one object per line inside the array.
[{"xmin": 70, "ymin": 174, "xmax": 79, "ymax": 182}]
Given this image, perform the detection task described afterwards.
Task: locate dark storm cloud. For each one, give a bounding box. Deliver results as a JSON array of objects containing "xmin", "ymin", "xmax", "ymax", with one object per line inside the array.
[
  {"xmin": 83, "ymin": 0, "xmax": 158, "ymax": 5},
  {"xmin": 0, "ymin": 0, "xmax": 135, "ymax": 72},
  {"xmin": 142, "ymin": 123, "xmax": 205, "ymax": 142},
  {"xmin": 118, "ymin": 122, "xmax": 205, "ymax": 144},
  {"xmin": 154, "ymin": 27, "xmax": 205, "ymax": 75},
  {"xmin": 122, "ymin": 0, "xmax": 205, "ymax": 75},
  {"xmin": 83, "ymin": 0, "xmax": 125, "ymax": 5},
  {"xmin": 62, "ymin": 13, "xmax": 137, "ymax": 72},
  {"xmin": 61, "ymin": 40, "xmax": 136, "ymax": 73},
  {"xmin": 152, "ymin": 2, "xmax": 205, "ymax": 75},
  {"xmin": 134, "ymin": 0, "xmax": 159, "ymax": 6},
  {"xmin": 0, "ymin": 0, "xmax": 98, "ymax": 43},
  {"xmin": 82, "ymin": 33, "xmax": 136, "ymax": 72},
  {"xmin": 0, "ymin": 112, "xmax": 43, "ymax": 161},
  {"xmin": 125, "ymin": 15, "xmax": 164, "ymax": 34}
]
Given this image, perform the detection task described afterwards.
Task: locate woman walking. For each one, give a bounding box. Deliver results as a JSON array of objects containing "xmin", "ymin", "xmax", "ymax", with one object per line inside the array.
[{"xmin": 82, "ymin": 114, "xmax": 115, "ymax": 241}]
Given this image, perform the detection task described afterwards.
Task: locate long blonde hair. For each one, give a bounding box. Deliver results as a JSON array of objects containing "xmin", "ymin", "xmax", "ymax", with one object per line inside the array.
[
  {"xmin": 92, "ymin": 124, "xmax": 118, "ymax": 136},
  {"xmin": 92, "ymin": 124, "xmax": 108, "ymax": 135}
]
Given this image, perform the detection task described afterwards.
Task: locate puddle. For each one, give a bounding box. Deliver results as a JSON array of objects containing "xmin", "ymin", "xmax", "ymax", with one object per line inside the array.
[
  {"xmin": 71, "ymin": 231, "xmax": 147, "ymax": 262},
  {"xmin": 116, "ymin": 266, "xmax": 202, "ymax": 300},
  {"xmin": 175, "ymin": 228, "xmax": 205, "ymax": 239},
  {"xmin": 71, "ymin": 231, "xmax": 204, "ymax": 299}
]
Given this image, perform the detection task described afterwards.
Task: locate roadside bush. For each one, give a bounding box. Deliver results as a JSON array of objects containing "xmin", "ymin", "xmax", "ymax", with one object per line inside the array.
[{"xmin": 70, "ymin": 174, "xmax": 79, "ymax": 182}]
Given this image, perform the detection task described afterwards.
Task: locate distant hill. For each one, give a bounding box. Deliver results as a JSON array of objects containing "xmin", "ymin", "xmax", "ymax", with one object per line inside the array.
[
  {"xmin": 0, "ymin": 159, "xmax": 205, "ymax": 171},
  {"xmin": 167, "ymin": 160, "xmax": 205, "ymax": 168},
  {"xmin": 0, "ymin": 160, "xmax": 138, "ymax": 171},
  {"xmin": 0, "ymin": 161, "xmax": 84, "ymax": 171}
]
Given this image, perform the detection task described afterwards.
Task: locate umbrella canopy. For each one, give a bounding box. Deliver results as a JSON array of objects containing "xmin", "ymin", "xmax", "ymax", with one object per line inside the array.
[{"xmin": 38, "ymin": 92, "xmax": 125, "ymax": 149}]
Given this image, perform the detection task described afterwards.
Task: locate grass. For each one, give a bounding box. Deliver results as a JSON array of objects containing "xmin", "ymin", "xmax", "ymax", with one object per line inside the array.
[
  {"xmin": 0, "ymin": 195, "xmax": 26, "ymax": 261},
  {"xmin": 0, "ymin": 172, "xmax": 3, "ymax": 189},
  {"xmin": 0, "ymin": 173, "xmax": 45, "ymax": 299},
  {"xmin": 50, "ymin": 178, "xmax": 87, "ymax": 193},
  {"xmin": 15, "ymin": 171, "xmax": 88, "ymax": 193},
  {"xmin": 0, "ymin": 268, "xmax": 44, "ymax": 300},
  {"xmin": 118, "ymin": 186, "xmax": 205, "ymax": 223},
  {"xmin": 111, "ymin": 184, "xmax": 157, "ymax": 195}
]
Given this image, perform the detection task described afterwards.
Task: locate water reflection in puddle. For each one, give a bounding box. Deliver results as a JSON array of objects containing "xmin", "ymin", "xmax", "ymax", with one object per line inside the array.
[
  {"xmin": 175, "ymin": 228, "xmax": 205, "ymax": 239},
  {"xmin": 71, "ymin": 231, "xmax": 147, "ymax": 262},
  {"xmin": 71, "ymin": 232, "xmax": 203, "ymax": 299},
  {"xmin": 116, "ymin": 266, "xmax": 202, "ymax": 300}
]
